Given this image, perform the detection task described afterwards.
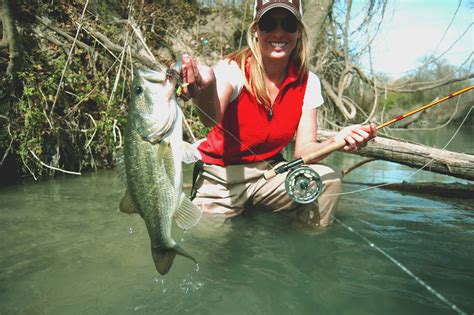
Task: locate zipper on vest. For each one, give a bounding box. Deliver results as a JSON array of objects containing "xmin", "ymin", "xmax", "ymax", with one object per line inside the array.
[{"xmin": 268, "ymin": 93, "xmax": 280, "ymax": 119}]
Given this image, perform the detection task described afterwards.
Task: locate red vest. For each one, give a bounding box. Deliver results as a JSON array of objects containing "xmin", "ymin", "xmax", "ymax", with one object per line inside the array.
[{"xmin": 198, "ymin": 62, "xmax": 308, "ymax": 166}]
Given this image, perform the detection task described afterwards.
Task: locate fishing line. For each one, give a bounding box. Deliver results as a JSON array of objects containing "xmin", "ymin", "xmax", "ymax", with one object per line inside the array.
[
  {"xmin": 334, "ymin": 217, "xmax": 467, "ymax": 315},
  {"xmin": 326, "ymin": 105, "xmax": 473, "ymax": 198},
  {"xmin": 184, "ymin": 84, "xmax": 472, "ymax": 204},
  {"xmin": 432, "ymin": 0, "xmax": 462, "ymax": 55},
  {"xmin": 181, "ymin": 94, "xmax": 277, "ymax": 171},
  {"xmin": 326, "ymin": 107, "xmax": 472, "ymax": 314},
  {"xmin": 182, "ymin": 77, "xmax": 472, "ymax": 313},
  {"xmin": 388, "ymin": 93, "xmax": 462, "ymax": 132},
  {"xmin": 185, "ymin": 85, "xmax": 472, "ymax": 313}
]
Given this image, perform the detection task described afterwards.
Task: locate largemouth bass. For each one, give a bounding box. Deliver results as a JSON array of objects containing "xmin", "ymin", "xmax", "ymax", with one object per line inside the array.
[{"xmin": 120, "ymin": 68, "xmax": 202, "ymax": 275}]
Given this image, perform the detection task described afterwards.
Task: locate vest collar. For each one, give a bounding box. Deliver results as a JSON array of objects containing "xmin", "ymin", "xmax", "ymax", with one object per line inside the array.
[{"xmin": 280, "ymin": 61, "xmax": 300, "ymax": 87}]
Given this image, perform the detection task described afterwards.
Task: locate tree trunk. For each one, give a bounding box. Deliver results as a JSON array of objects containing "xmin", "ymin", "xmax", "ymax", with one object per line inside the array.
[
  {"xmin": 0, "ymin": 0, "xmax": 23, "ymax": 94},
  {"xmin": 303, "ymin": 0, "xmax": 334, "ymax": 52},
  {"xmin": 317, "ymin": 129, "xmax": 474, "ymax": 180}
]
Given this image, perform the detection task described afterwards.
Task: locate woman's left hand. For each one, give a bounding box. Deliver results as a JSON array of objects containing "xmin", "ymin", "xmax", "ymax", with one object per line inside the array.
[{"xmin": 335, "ymin": 123, "xmax": 377, "ymax": 152}]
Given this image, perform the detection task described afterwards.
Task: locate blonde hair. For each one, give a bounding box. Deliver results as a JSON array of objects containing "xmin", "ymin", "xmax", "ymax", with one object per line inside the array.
[{"xmin": 226, "ymin": 19, "xmax": 310, "ymax": 107}]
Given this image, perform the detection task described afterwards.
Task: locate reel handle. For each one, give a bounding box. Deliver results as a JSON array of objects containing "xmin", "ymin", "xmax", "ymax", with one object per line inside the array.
[{"xmin": 263, "ymin": 138, "xmax": 346, "ymax": 180}]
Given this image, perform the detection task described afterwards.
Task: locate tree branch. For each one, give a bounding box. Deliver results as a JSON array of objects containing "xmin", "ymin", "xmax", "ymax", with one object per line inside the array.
[
  {"xmin": 353, "ymin": 64, "xmax": 474, "ymax": 93},
  {"xmin": 318, "ymin": 129, "xmax": 474, "ymax": 180},
  {"xmin": 35, "ymin": 15, "xmax": 161, "ymax": 70}
]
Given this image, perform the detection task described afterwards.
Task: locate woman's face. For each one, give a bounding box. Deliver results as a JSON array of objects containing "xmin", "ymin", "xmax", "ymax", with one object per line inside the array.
[{"xmin": 255, "ymin": 8, "xmax": 301, "ymax": 62}]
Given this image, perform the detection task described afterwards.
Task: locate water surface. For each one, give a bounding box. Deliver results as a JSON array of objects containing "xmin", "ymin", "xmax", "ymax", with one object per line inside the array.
[{"xmin": 0, "ymin": 124, "xmax": 472, "ymax": 314}]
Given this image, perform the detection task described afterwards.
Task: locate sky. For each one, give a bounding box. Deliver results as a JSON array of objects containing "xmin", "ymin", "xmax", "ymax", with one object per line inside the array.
[{"xmin": 357, "ymin": 0, "xmax": 473, "ymax": 78}]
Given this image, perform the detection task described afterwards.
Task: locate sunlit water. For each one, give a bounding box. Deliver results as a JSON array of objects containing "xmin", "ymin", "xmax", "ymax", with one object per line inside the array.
[{"xmin": 1, "ymin": 123, "xmax": 473, "ymax": 314}]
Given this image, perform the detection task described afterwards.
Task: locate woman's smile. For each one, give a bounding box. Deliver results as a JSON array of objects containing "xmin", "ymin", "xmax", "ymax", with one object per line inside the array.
[
  {"xmin": 270, "ymin": 41, "xmax": 287, "ymax": 48},
  {"xmin": 256, "ymin": 8, "xmax": 300, "ymax": 61}
]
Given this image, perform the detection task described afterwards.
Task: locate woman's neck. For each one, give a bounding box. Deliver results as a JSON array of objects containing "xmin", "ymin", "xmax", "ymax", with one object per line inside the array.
[{"xmin": 262, "ymin": 58, "xmax": 289, "ymax": 85}]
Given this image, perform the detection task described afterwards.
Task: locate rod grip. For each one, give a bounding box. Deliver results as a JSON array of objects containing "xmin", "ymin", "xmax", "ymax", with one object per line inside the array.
[
  {"xmin": 263, "ymin": 169, "xmax": 277, "ymax": 180},
  {"xmin": 263, "ymin": 139, "xmax": 346, "ymax": 180},
  {"xmin": 301, "ymin": 138, "xmax": 347, "ymax": 163}
]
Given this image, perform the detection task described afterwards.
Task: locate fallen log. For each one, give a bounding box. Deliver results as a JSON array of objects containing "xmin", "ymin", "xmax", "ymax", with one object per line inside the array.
[
  {"xmin": 344, "ymin": 181, "xmax": 474, "ymax": 198},
  {"xmin": 318, "ymin": 129, "xmax": 474, "ymax": 181}
]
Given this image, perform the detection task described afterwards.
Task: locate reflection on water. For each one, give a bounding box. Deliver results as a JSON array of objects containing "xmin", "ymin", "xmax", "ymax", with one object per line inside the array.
[{"xmin": 0, "ymin": 124, "xmax": 473, "ymax": 314}]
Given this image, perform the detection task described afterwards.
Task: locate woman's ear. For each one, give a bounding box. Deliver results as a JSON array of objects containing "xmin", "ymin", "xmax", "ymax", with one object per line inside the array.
[{"xmin": 252, "ymin": 26, "xmax": 258, "ymax": 39}]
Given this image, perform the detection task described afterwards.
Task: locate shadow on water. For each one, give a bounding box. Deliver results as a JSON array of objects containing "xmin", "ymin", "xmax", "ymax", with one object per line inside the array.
[{"xmin": 0, "ymin": 123, "xmax": 473, "ymax": 314}]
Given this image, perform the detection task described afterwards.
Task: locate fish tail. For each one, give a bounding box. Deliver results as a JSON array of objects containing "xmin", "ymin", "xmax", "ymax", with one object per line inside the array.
[{"xmin": 151, "ymin": 245, "xmax": 197, "ymax": 275}]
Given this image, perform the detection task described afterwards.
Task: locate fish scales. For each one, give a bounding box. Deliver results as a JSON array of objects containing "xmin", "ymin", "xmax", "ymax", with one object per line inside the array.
[{"xmin": 120, "ymin": 68, "xmax": 202, "ymax": 275}]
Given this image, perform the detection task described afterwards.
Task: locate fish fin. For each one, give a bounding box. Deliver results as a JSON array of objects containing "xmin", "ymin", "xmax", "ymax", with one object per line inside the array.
[
  {"xmin": 119, "ymin": 190, "xmax": 138, "ymax": 214},
  {"xmin": 174, "ymin": 193, "xmax": 202, "ymax": 230},
  {"xmin": 181, "ymin": 141, "xmax": 202, "ymax": 164},
  {"xmin": 151, "ymin": 245, "xmax": 197, "ymax": 275}
]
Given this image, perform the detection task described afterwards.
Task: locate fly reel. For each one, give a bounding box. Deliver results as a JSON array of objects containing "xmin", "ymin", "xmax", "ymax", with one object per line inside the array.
[{"xmin": 284, "ymin": 166, "xmax": 323, "ymax": 204}]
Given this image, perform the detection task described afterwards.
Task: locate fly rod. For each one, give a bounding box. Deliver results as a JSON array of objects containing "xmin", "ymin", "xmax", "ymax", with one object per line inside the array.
[{"xmin": 264, "ymin": 85, "xmax": 474, "ymax": 180}]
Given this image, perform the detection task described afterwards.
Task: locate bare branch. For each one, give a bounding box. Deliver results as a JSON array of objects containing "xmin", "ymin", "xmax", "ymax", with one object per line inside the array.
[
  {"xmin": 35, "ymin": 15, "xmax": 161, "ymax": 70},
  {"xmin": 321, "ymin": 78, "xmax": 356, "ymax": 119},
  {"xmin": 44, "ymin": 0, "xmax": 90, "ymax": 117},
  {"xmin": 0, "ymin": 123, "xmax": 13, "ymax": 167},
  {"xmin": 29, "ymin": 149, "xmax": 81, "ymax": 176},
  {"xmin": 36, "ymin": 15, "xmax": 94, "ymax": 53},
  {"xmin": 352, "ymin": 64, "xmax": 474, "ymax": 93}
]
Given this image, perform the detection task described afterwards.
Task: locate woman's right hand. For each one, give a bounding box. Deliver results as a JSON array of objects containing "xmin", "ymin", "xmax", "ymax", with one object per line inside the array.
[
  {"xmin": 180, "ymin": 53, "xmax": 215, "ymax": 100},
  {"xmin": 334, "ymin": 123, "xmax": 377, "ymax": 152},
  {"xmin": 178, "ymin": 53, "xmax": 222, "ymax": 127}
]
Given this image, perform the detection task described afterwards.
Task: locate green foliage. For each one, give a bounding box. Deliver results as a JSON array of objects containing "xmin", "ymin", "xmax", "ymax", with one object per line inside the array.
[
  {"xmin": 378, "ymin": 59, "xmax": 470, "ymax": 113},
  {"xmin": 1, "ymin": 44, "xmax": 127, "ymax": 182},
  {"xmin": 0, "ymin": 0, "xmax": 212, "ymax": 183},
  {"xmin": 342, "ymin": 57, "xmax": 472, "ymax": 126},
  {"xmin": 3, "ymin": 0, "xmax": 468, "ymax": 184}
]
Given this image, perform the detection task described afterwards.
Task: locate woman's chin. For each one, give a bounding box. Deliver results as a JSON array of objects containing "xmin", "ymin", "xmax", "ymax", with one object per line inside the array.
[{"xmin": 268, "ymin": 50, "xmax": 290, "ymax": 60}]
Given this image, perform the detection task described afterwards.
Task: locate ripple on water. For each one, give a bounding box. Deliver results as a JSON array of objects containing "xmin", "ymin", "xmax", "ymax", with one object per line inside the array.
[{"xmin": 0, "ymin": 168, "xmax": 473, "ymax": 314}]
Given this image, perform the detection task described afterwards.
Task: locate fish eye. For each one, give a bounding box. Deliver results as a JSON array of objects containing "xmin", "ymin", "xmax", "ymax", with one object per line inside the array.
[{"xmin": 134, "ymin": 85, "xmax": 143, "ymax": 95}]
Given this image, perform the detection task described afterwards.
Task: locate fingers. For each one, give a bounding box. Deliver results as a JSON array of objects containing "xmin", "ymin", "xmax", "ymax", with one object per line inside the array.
[
  {"xmin": 370, "ymin": 122, "xmax": 377, "ymax": 137},
  {"xmin": 340, "ymin": 124, "xmax": 376, "ymax": 152},
  {"xmin": 359, "ymin": 123, "xmax": 378, "ymax": 137},
  {"xmin": 343, "ymin": 135, "xmax": 357, "ymax": 152},
  {"xmin": 352, "ymin": 129, "xmax": 369, "ymax": 142},
  {"xmin": 181, "ymin": 53, "xmax": 203, "ymax": 99}
]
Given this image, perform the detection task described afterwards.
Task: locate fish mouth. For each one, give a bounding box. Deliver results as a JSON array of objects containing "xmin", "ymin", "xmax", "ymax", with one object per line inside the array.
[
  {"xmin": 141, "ymin": 104, "xmax": 178, "ymax": 144},
  {"xmin": 138, "ymin": 69, "xmax": 167, "ymax": 83},
  {"xmin": 132, "ymin": 68, "xmax": 180, "ymax": 144}
]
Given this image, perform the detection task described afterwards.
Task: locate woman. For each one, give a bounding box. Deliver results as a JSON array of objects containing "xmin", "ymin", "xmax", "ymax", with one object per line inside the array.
[{"xmin": 180, "ymin": 0, "xmax": 376, "ymax": 228}]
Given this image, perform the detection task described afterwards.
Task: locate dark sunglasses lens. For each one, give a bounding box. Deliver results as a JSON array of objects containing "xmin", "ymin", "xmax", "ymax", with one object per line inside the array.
[
  {"xmin": 282, "ymin": 15, "xmax": 298, "ymax": 33},
  {"xmin": 258, "ymin": 15, "xmax": 298, "ymax": 33},
  {"xmin": 258, "ymin": 15, "xmax": 276, "ymax": 32}
]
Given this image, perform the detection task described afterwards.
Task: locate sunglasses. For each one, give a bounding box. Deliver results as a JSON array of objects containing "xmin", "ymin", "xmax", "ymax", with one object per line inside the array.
[{"xmin": 257, "ymin": 14, "xmax": 299, "ymax": 33}]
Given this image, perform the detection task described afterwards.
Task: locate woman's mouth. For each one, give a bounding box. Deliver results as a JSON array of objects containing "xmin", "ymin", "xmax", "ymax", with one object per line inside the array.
[{"xmin": 270, "ymin": 41, "xmax": 287, "ymax": 48}]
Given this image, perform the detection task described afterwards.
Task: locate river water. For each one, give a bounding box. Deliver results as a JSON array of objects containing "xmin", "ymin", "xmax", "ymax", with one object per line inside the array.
[{"xmin": 0, "ymin": 123, "xmax": 473, "ymax": 315}]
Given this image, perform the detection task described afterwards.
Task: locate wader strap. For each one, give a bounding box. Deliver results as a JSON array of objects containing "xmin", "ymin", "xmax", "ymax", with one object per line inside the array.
[{"xmin": 189, "ymin": 160, "xmax": 204, "ymax": 200}]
